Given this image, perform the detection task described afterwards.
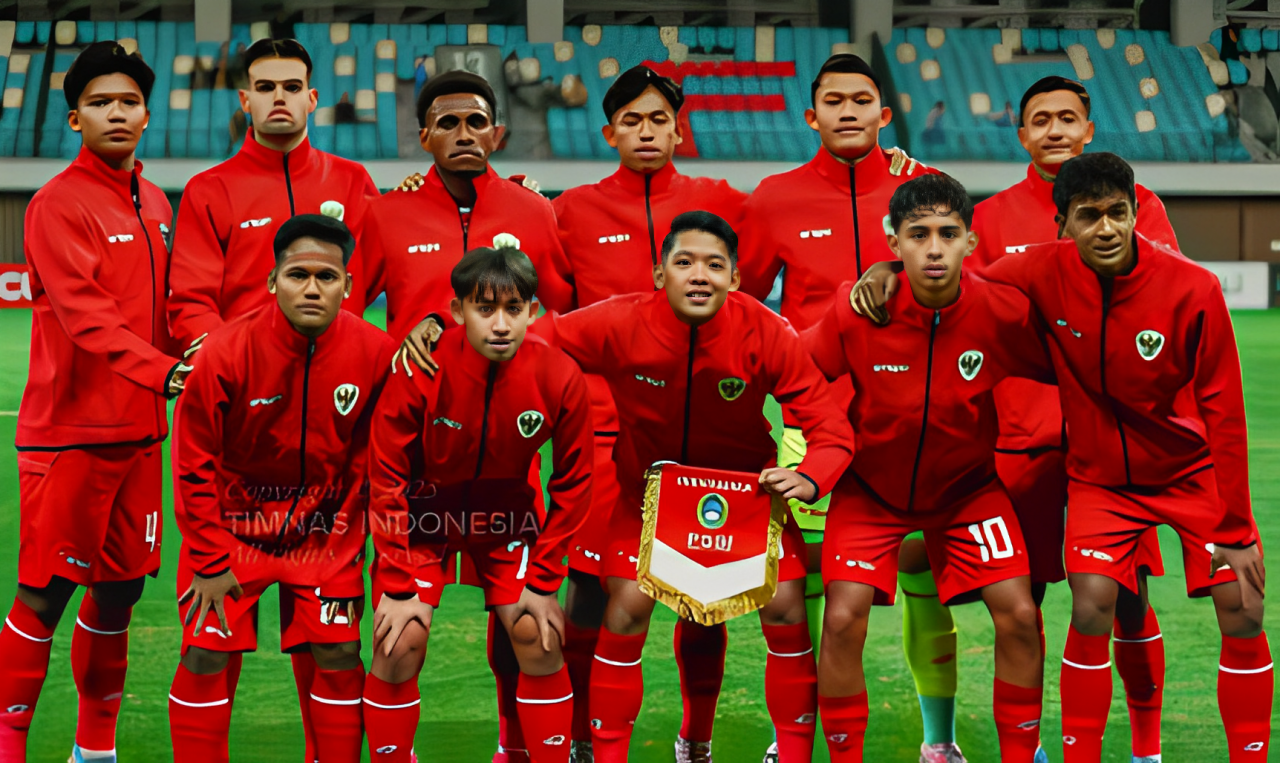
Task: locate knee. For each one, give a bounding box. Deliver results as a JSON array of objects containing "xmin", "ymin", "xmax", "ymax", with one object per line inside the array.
[
  {"xmin": 760, "ymin": 582, "xmax": 807, "ymax": 627},
  {"xmin": 17, "ymin": 578, "xmax": 78, "ymax": 628},
  {"xmin": 1218, "ymin": 599, "xmax": 1265, "ymax": 639},
  {"xmin": 509, "ymin": 615, "xmax": 548, "ymax": 653},
  {"xmin": 993, "ymin": 599, "xmax": 1041, "ymax": 642},
  {"xmin": 822, "ymin": 603, "xmax": 870, "ymax": 646},
  {"xmin": 311, "ymin": 640, "xmax": 363, "ymax": 671},
  {"xmin": 1068, "ymin": 578, "xmax": 1118, "ymax": 636},
  {"xmin": 182, "ymin": 647, "xmax": 231, "ymax": 676}
]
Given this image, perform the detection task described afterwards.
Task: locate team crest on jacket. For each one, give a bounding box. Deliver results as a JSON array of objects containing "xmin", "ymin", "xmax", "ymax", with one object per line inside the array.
[
  {"xmin": 334, "ymin": 384, "xmax": 359, "ymax": 416},
  {"xmin": 958, "ymin": 350, "xmax": 984, "ymax": 381},
  {"xmin": 518, "ymin": 410, "xmax": 544, "ymax": 438},
  {"xmin": 718, "ymin": 377, "xmax": 746, "ymax": 401},
  {"xmin": 1136, "ymin": 330, "xmax": 1164, "ymax": 360}
]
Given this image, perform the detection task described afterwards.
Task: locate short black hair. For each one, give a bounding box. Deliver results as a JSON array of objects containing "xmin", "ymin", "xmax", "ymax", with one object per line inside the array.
[
  {"xmin": 273, "ymin": 214, "xmax": 355, "ymax": 265},
  {"xmin": 1052, "ymin": 152, "xmax": 1136, "ymax": 218},
  {"xmin": 811, "ymin": 53, "xmax": 881, "ymax": 107},
  {"xmin": 64, "ymin": 41, "xmax": 156, "ymax": 108},
  {"xmin": 602, "ymin": 65, "xmax": 684, "ymax": 122},
  {"xmin": 889, "ymin": 174, "xmax": 974, "ymax": 232},
  {"xmin": 1018, "ymin": 76, "xmax": 1091, "ymax": 127},
  {"xmin": 660, "ymin": 211, "xmax": 739, "ymax": 267},
  {"xmin": 243, "ymin": 39, "xmax": 313, "ymax": 79},
  {"xmin": 451, "ymin": 246, "xmax": 538, "ymax": 303},
  {"xmin": 417, "ymin": 70, "xmax": 498, "ymax": 129}
]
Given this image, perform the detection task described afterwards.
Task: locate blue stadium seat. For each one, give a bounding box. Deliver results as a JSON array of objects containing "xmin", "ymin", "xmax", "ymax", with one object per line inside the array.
[
  {"xmin": 0, "ymin": 42, "xmax": 19, "ymax": 157},
  {"xmin": 16, "ymin": 51, "xmax": 44, "ymax": 156},
  {"xmin": 1239, "ymin": 28, "xmax": 1262, "ymax": 53},
  {"xmin": 39, "ymin": 52, "xmax": 75, "ymax": 158}
]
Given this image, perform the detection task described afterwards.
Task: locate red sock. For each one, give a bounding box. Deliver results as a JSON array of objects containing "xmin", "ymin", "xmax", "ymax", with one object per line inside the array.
[
  {"xmin": 292, "ymin": 652, "xmax": 320, "ymax": 763},
  {"xmin": 589, "ymin": 629, "xmax": 647, "ymax": 763},
  {"xmin": 517, "ymin": 667, "xmax": 574, "ymax": 763},
  {"xmin": 1112, "ymin": 606, "xmax": 1163, "ymax": 758},
  {"xmin": 674, "ymin": 619, "xmax": 726, "ymax": 743},
  {"xmin": 994, "ymin": 678, "xmax": 1042, "ymax": 762},
  {"xmin": 489, "ymin": 611, "xmax": 528, "ymax": 761},
  {"xmin": 817, "ymin": 691, "xmax": 868, "ymax": 762},
  {"xmin": 762, "ymin": 622, "xmax": 818, "ymax": 761},
  {"xmin": 1060, "ymin": 626, "xmax": 1112, "ymax": 763},
  {"xmin": 309, "ymin": 666, "xmax": 366, "ymax": 763},
  {"xmin": 71, "ymin": 594, "xmax": 131, "ymax": 752},
  {"xmin": 0, "ymin": 598, "xmax": 55, "ymax": 760},
  {"xmin": 363, "ymin": 673, "xmax": 420, "ymax": 763},
  {"xmin": 225, "ymin": 653, "xmax": 243, "ymax": 705},
  {"xmin": 562, "ymin": 621, "xmax": 598, "ymax": 743},
  {"xmin": 1218, "ymin": 632, "xmax": 1273, "ymax": 761},
  {"xmin": 169, "ymin": 663, "xmax": 231, "ymax": 763}
]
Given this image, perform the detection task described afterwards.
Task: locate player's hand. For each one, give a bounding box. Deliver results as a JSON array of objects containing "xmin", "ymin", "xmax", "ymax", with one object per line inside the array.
[
  {"xmin": 167, "ymin": 360, "xmax": 195, "ymax": 396},
  {"xmin": 392, "ymin": 316, "xmax": 443, "ymax": 378},
  {"xmin": 849, "ymin": 261, "xmax": 903, "ymax": 326},
  {"xmin": 759, "ymin": 467, "xmax": 817, "ymax": 504},
  {"xmin": 184, "ymin": 333, "xmax": 208, "ymax": 360},
  {"xmin": 318, "ymin": 594, "xmax": 361, "ymax": 628},
  {"xmin": 396, "ymin": 172, "xmax": 426, "ymax": 192},
  {"xmin": 179, "ymin": 569, "xmax": 243, "ymax": 638},
  {"xmin": 1211, "ymin": 543, "xmax": 1265, "ymax": 609},
  {"xmin": 512, "ymin": 586, "xmax": 566, "ymax": 653},
  {"xmin": 372, "ymin": 593, "xmax": 434, "ymax": 657}
]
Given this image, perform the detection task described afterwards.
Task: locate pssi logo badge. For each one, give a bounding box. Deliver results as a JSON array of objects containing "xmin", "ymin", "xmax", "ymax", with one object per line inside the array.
[
  {"xmin": 697, "ymin": 493, "xmax": 728, "ymax": 530},
  {"xmin": 718, "ymin": 377, "xmax": 746, "ymax": 401},
  {"xmin": 518, "ymin": 410, "xmax": 544, "ymax": 438},
  {"xmin": 334, "ymin": 384, "xmax": 359, "ymax": 416},
  {"xmin": 1136, "ymin": 330, "xmax": 1164, "ymax": 360},
  {"xmin": 958, "ymin": 350, "xmax": 984, "ymax": 381}
]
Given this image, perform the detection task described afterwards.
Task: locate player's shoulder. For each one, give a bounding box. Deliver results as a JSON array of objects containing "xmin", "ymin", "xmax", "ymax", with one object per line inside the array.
[
  {"xmin": 750, "ymin": 163, "xmax": 811, "ymax": 200},
  {"xmin": 336, "ymin": 310, "xmax": 396, "ymax": 350},
  {"xmin": 523, "ymin": 333, "xmax": 585, "ymax": 376},
  {"xmin": 316, "ymin": 147, "xmax": 372, "ymax": 177},
  {"xmin": 728, "ymin": 291, "xmax": 793, "ymax": 331},
  {"xmin": 550, "ymin": 181, "xmax": 601, "ymax": 214},
  {"xmin": 968, "ymin": 274, "xmax": 1033, "ymax": 321}
]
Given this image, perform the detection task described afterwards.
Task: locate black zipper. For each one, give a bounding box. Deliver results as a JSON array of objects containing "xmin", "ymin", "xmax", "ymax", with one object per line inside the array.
[
  {"xmin": 680, "ymin": 326, "xmax": 698, "ymax": 463},
  {"xmin": 283, "ymin": 150, "xmax": 296, "ymax": 216},
  {"xmin": 848, "ymin": 165, "xmax": 863, "ymax": 277},
  {"xmin": 132, "ymin": 172, "xmax": 161, "ymax": 435},
  {"xmin": 907, "ymin": 310, "xmax": 940, "ymax": 511},
  {"xmin": 645, "ymin": 174, "xmax": 658, "ymax": 270},
  {"xmin": 457, "ymin": 205, "xmax": 470, "ymax": 253},
  {"xmin": 1098, "ymin": 277, "xmax": 1133, "ymax": 485},
  {"xmin": 473, "ymin": 364, "xmax": 498, "ymax": 480},
  {"xmin": 275, "ymin": 338, "xmax": 315, "ymax": 549}
]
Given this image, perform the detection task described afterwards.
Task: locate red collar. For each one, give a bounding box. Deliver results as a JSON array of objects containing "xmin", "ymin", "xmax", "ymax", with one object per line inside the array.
[
  {"xmin": 423, "ymin": 163, "xmax": 500, "ymax": 204},
  {"xmin": 891, "ymin": 269, "xmax": 974, "ymax": 328},
  {"xmin": 69, "ymin": 146, "xmax": 144, "ymax": 204},
  {"xmin": 809, "ymin": 145, "xmax": 891, "ymax": 194},
  {"xmin": 236, "ymin": 129, "xmax": 314, "ymax": 170},
  {"xmin": 644, "ymin": 289, "xmax": 733, "ymax": 346},
  {"xmin": 264, "ymin": 301, "xmax": 344, "ymax": 355},
  {"xmin": 1063, "ymin": 233, "xmax": 1162, "ymax": 296},
  {"xmin": 604, "ymin": 160, "xmax": 680, "ymax": 196}
]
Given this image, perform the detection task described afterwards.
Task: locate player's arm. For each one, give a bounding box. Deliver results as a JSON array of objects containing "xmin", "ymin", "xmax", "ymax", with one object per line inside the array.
[
  {"xmin": 339, "ymin": 170, "xmax": 382, "ymax": 313},
  {"xmin": 800, "ymin": 281, "xmax": 858, "ymax": 382},
  {"xmin": 357, "ymin": 202, "xmax": 390, "ymax": 311},
  {"xmin": 1135, "ymin": 187, "xmax": 1180, "ymax": 252},
  {"xmin": 550, "ymin": 194, "xmax": 580, "ymax": 308},
  {"xmin": 735, "ymin": 203, "xmax": 785, "ymax": 301},
  {"xmin": 528, "ymin": 305, "xmax": 616, "ymax": 375},
  {"xmin": 169, "ymin": 180, "xmax": 231, "ymax": 351},
  {"xmin": 996, "ymin": 288, "xmax": 1057, "ymax": 385},
  {"xmin": 529, "ymin": 206, "xmax": 576, "ymax": 314}
]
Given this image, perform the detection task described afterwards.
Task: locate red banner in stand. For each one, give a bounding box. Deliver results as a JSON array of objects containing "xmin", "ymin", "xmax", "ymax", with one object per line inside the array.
[{"xmin": 0, "ymin": 264, "xmax": 33, "ymax": 308}]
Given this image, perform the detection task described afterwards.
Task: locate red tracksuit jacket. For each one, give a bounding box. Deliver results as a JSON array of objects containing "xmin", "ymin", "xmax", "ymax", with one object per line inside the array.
[
  {"xmin": 804, "ymin": 276, "xmax": 1053, "ymax": 511},
  {"xmin": 552, "ymin": 161, "xmax": 749, "ymax": 435},
  {"xmin": 18, "ymin": 147, "xmax": 179, "ymax": 450},
  {"xmin": 970, "ymin": 163, "xmax": 1180, "ymax": 452},
  {"xmin": 168, "ymin": 132, "xmax": 379, "ymax": 348},
  {"xmin": 986, "ymin": 235, "xmax": 1256, "ymax": 546},
  {"xmin": 360, "ymin": 165, "xmax": 574, "ymax": 341},
  {"xmin": 368, "ymin": 329, "xmax": 593, "ymax": 601},
  {"xmin": 176, "ymin": 306, "xmax": 397, "ymax": 595},
  {"xmin": 535, "ymin": 291, "xmax": 855, "ymax": 510}
]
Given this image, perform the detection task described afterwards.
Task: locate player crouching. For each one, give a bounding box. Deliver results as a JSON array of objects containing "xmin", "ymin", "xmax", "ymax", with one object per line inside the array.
[
  {"xmin": 168, "ymin": 213, "xmax": 397, "ymax": 762},
  {"xmin": 366, "ymin": 240, "xmax": 593, "ymax": 763}
]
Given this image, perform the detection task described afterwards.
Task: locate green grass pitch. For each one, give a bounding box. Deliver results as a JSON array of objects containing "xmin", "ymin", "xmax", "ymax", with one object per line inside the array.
[{"xmin": 1, "ymin": 307, "xmax": 1276, "ymax": 761}]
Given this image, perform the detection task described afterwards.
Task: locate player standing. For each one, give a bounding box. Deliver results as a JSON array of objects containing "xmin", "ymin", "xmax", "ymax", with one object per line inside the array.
[{"xmin": 0, "ymin": 43, "xmax": 188, "ymax": 763}]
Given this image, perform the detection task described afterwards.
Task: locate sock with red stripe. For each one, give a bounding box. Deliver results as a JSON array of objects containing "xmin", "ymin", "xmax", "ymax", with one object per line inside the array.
[
  {"xmin": 291, "ymin": 652, "xmax": 320, "ymax": 763},
  {"xmin": 517, "ymin": 666, "xmax": 574, "ymax": 762},
  {"xmin": 762, "ymin": 622, "xmax": 818, "ymax": 761},
  {"xmin": 589, "ymin": 629, "xmax": 647, "ymax": 763},
  {"xmin": 674, "ymin": 619, "xmax": 726, "ymax": 743},
  {"xmin": 993, "ymin": 678, "xmax": 1043, "ymax": 762},
  {"xmin": 1060, "ymin": 626, "xmax": 1112, "ymax": 762},
  {"xmin": 363, "ymin": 673, "xmax": 420, "ymax": 763},
  {"xmin": 1113, "ymin": 606, "xmax": 1163, "ymax": 759},
  {"xmin": 1218, "ymin": 632, "xmax": 1273, "ymax": 761},
  {"xmin": 71, "ymin": 593, "xmax": 131, "ymax": 754},
  {"xmin": 562, "ymin": 621, "xmax": 598, "ymax": 744},
  {"xmin": 0, "ymin": 598, "xmax": 55, "ymax": 760},
  {"xmin": 309, "ymin": 666, "xmax": 365, "ymax": 763},
  {"xmin": 169, "ymin": 663, "xmax": 231, "ymax": 763},
  {"xmin": 489, "ymin": 611, "xmax": 528, "ymax": 761},
  {"xmin": 817, "ymin": 691, "xmax": 869, "ymax": 762}
]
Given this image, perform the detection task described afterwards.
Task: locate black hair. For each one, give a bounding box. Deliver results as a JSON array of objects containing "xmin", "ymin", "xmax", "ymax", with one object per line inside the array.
[
  {"xmin": 416, "ymin": 70, "xmax": 498, "ymax": 129},
  {"xmin": 811, "ymin": 53, "xmax": 881, "ymax": 107},
  {"xmin": 1051, "ymin": 152, "xmax": 1136, "ymax": 218},
  {"xmin": 1018, "ymin": 75, "xmax": 1091, "ymax": 127},
  {"xmin": 243, "ymin": 39, "xmax": 313, "ymax": 79},
  {"xmin": 64, "ymin": 41, "xmax": 156, "ymax": 108},
  {"xmin": 273, "ymin": 214, "xmax": 355, "ymax": 265},
  {"xmin": 888, "ymin": 174, "xmax": 974, "ymax": 231},
  {"xmin": 660, "ymin": 211, "xmax": 739, "ymax": 266},
  {"xmin": 451, "ymin": 246, "xmax": 538, "ymax": 303},
  {"xmin": 602, "ymin": 64, "xmax": 684, "ymax": 121}
]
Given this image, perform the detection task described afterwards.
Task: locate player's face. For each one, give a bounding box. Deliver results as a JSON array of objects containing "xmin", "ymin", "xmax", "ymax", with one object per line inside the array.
[
  {"xmin": 1018, "ymin": 90, "xmax": 1094, "ymax": 168},
  {"xmin": 602, "ymin": 86, "xmax": 682, "ymax": 173},
  {"xmin": 422, "ymin": 94, "xmax": 504, "ymax": 177},
  {"xmin": 268, "ymin": 239, "xmax": 350, "ymax": 337},
  {"xmin": 69, "ymin": 73, "xmax": 149, "ymax": 164},
  {"xmin": 888, "ymin": 208, "xmax": 976, "ymax": 308},
  {"xmin": 451, "ymin": 287, "xmax": 537, "ymax": 362},
  {"xmin": 1057, "ymin": 190, "xmax": 1137, "ymax": 278},
  {"xmin": 654, "ymin": 230, "xmax": 740, "ymax": 326},
  {"xmin": 805, "ymin": 73, "xmax": 892, "ymax": 161},
  {"xmin": 240, "ymin": 57, "xmax": 316, "ymax": 136}
]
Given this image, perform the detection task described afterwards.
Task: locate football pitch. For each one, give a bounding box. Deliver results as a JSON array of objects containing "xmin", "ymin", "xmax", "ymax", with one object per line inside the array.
[{"xmin": 1, "ymin": 307, "xmax": 1276, "ymax": 762}]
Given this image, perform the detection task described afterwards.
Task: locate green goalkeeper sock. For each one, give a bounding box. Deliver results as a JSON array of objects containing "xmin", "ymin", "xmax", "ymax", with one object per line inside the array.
[
  {"xmin": 804, "ymin": 570, "xmax": 825, "ymax": 652},
  {"xmin": 900, "ymin": 569, "xmax": 958, "ymax": 745}
]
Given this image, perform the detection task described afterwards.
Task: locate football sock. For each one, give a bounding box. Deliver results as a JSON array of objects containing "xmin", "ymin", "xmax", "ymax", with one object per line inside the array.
[
  {"xmin": 817, "ymin": 691, "xmax": 869, "ymax": 762},
  {"xmin": 1060, "ymin": 625, "xmax": 1112, "ymax": 762},
  {"xmin": 362, "ymin": 673, "xmax": 421, "ymax": 763},
  {"xmin": 168, "ymin": 663, "xmax": 232, "ymax": 763},
  {"xmin": 805, "ymin": 571, "xmax": 825, "ymax": 652},
  {"xmin": 489, "ymin": 611, "xmax": 528, "ymax": 759},
  {"xmin": 674, "ymin": 619, "xmax": 726, "ymax": 743},
  {"xmin": 762, "ymin": 622, "xmax": 818, "ymax": 761},
  {"xmin": 516, "ymin": 666, "xmax": 574, "ymax": 763},
  {"xmin": 589, "ymin": 629, "xmax": 646, "ymax": 763},
  {"xmin": 562, "ymin": 621, "xmax": 598, "ymax": 743},
  {"xmin": 900, "ymin": 569, "xmax": 958, "ymax": 745},
  {"xmin": 993, "ymin": 678, "xmax": 1043, "ymax": 762},
  {"xmin": 71, "ymin": 593, "xmax": 131, "ymax": 753},
  {"xmin": 291, "ymin": 652, "xmax": 320, "ymax": 763},
  {"xmin": 1218, "ymin": 632, "xmax": 1273, "ymax": 761},
  {"xmin": 309, "ymin": 665, "xmax": 365, "ymax": 763},
  {"xmin": 0, "ymin": 598, "xmax": 55, "ymax": 760},
  {"xmin": 1112, "ymin": 605, "xmax": 1163, "ymax": 758}
]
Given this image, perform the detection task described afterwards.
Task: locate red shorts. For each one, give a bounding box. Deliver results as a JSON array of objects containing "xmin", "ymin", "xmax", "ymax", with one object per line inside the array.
[
  {"xmin": 567, "ymin": 434, "xmax": 621, "ymax": 577},
  {"xmin": 454, "ymin": 455, "xmax": 547, "ymax": 588},
  {"xmin": 824, "ymin": 479, "xmax": 1030, "ymax": 606},
  {"xmin": 1066, "ymin": 468, "xmax": 1246, "ymax": 597},
  {"xmin": 374, "ymin": 532, "xmax": 537, "ymax": 609},
  {"xmin": 18, "ymin": 443, "xmax": 163, "ymax": 588}
]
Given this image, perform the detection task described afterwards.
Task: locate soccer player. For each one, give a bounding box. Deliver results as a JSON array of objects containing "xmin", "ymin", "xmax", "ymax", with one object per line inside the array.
[
  {"xmin": 0, "ymin": 42, "xmax": 187, "ymax": 763},
  {"xmin": 365, "ymin": 242, "xmax": 593, "ymax": 763},
  {"xmin": 550, "ymin": 64, "xmax": 748, "ymax": 762},
  {"xmin": 167, "ymin": 214, "xmax": 396, "ymax": 763},
  {"xmin": 805, "ymin": 174, "xmax": 1049, "ymax": 763}
]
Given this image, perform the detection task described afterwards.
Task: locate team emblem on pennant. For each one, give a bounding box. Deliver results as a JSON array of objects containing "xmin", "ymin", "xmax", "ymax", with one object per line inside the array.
[
  {"xmin": 1136, "ymin": 330, "xmax": 1164, "ymax": 360},
  {"xmin": 718, "ymin": 377, "xmax": 746, "ymax": 401},
  {"xmin": 697, "ymin": 493, "xmax": 728, "ymax": 530},
  {"xmin": 958, "ymin": 350, "xmax": 984, "ymax": 381},
  {"xmin": 334, "ymin": 384, "xmax": 359, "ymax": 415},
  {"xmin": 517, "ymin": 410, "xmax": 544, "ymax": 438}
]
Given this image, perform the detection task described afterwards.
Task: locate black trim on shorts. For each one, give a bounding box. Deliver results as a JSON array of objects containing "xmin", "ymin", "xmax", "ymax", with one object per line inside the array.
[
  {"xmin": 16, "ymin": 437, "xmax": 164, "ymax": 453},
  {"xmin": 994, "ymin": 444, "xmax": 1065, "ymax": 458}
]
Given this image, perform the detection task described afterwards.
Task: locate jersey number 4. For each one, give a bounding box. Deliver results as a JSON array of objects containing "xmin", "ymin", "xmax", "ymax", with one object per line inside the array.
[{"xmin": 966, "ymin": 516, "xmax": 1014, "ymax": 563}]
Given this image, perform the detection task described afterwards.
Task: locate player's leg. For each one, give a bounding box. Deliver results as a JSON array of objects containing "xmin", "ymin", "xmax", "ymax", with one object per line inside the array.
[
  {"xmin": 758, "ymin": 575, "xmax": 816, "ymax": 762},
  {"xmin": 489, "ymin": 609, "xmax": 530, "ymax": 761},
  {"xmin": 72, "ymin": 577, "xmax": 145, "ymax": 761},
  {"xmin": 496, "ymin": 599, "xmax": 574, "ymax": 763},
  {"xmin": 308, "ymin": 640, "xmax": 365, "ymax": 763},
  {"xmin": 365, "ymin": 610, "xmax": 428, "ymax": 763},
  {"xmin": 979, "ymin": 577, "xmax": 1045, "ymax": 762},
  {"xmin": 897, "ymin": 532, "xmax": 960, "ymax": 761},
  {"xmin": 816, "ymin": 580, "xmax": 875, "ymax": 762},
  {"xmin": 674, "ymin": 619, "xmax": 726, "ymax": 756},
  {"xmin": 1061, "ymin": 573, "xmax": 1119, "ymax": 763},
  {"xmin": 590, "ymin": 576, "xmax": 657, "ymax": 763},
  {"xmin": 0, "ymin": 576, "xmax": 78, "ymax": 759},
  {"xmin": 291, "ymin": 650, "xmax": 320, "ymax": 763},
  {"xmin": 1112, "ymin": 565, "xmax": 1163, "ymax": 763},
  {"xmin": 1209, "ymin": 577, "xmax": 1271, "ymax": 762}
]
